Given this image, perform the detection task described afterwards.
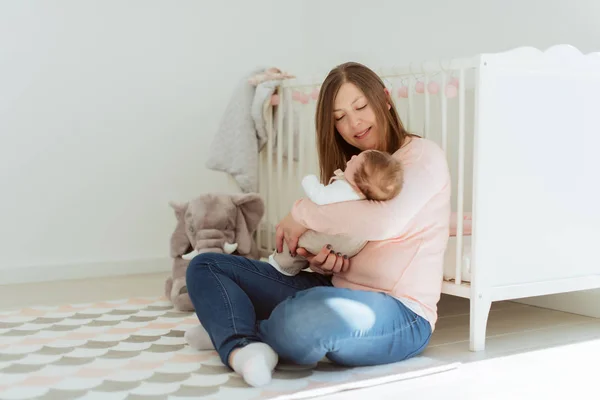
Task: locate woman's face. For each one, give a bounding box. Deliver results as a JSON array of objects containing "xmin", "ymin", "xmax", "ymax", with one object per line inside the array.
[{"xmin": 333, "ymin": 82, "xmax": 381, "ymax": 151}]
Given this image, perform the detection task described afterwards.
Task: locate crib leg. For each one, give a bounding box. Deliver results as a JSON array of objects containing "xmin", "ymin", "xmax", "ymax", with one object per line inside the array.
[{"xmin": 469, "ymin": 293, "xmax": 492, "ymax": 352}]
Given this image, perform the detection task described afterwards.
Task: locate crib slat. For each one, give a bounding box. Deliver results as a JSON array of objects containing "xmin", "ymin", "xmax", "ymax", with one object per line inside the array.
[
  {"xmin": 441, "ymin": 71, "xmax": 448, "ymax": 152},
  {"xmin": 287, "ymin": 90, "xmax": 294, "ymax": 199},
  {"xmin": 424, "ymin": 75, "xmax": 430, "ymax": 138},
  {"xmin": 310, "ymin": 109, "xmax": 318, "ymax": 176},
  {"xmin": 276, "ymin": 89, "xmax": 284, "ymax": 225},
  {"xmin": 297, "ymin": 100, "xmax": 305, "ymax": 186},
  {"xmin": 407, "ymin": 79, "xmax": 413, "ymax": 131},
  {"xmin": 256, "ymin": 140, "xmax": 263, "ymax": 252},
  {"xmin": 455, "ymin": 68, "xmax": 466, "ymax": 285},
  {"xmin": 266, "ymin": 98, "xmax": 274, "ymax": 253}
]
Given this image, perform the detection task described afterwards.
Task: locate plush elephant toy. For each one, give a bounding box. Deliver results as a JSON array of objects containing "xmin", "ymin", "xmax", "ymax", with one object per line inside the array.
[{"xmin": 165, "ymin": 192, "xmax": 265, "ymax": 311}]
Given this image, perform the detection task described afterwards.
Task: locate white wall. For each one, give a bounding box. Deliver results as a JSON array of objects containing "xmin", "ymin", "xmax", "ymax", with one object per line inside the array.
[
  {"xmin": 300, "ymin": 0, "xmax": 600, "ymax": 74},
  {"xmin": 0, "ymin": 0, "xmax": 307, "ymax": 283},
  {"xmin": 1, "ymin": 0, "xmax": 599, "ymax": 291}
]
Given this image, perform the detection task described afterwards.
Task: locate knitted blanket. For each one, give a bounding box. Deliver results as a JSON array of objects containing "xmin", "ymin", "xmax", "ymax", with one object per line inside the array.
[{"xmin": 206, "ymin": 69, "xmax": 299, "ymax": 193}]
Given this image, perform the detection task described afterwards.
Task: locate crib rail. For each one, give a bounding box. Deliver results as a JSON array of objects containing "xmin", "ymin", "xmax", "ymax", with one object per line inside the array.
[{"xmin": 256, "ymin": 60, "xmax": 478, "ymax": 292}]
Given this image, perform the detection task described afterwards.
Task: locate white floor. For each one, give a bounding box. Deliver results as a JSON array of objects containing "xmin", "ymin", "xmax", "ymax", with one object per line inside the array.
[{"xmin": 2, "ymin": 272, "xmax": 599, "ymax": 399}]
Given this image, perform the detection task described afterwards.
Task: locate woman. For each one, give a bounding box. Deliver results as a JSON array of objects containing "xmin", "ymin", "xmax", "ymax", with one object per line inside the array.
[{"xmin": 185, "ymin": 62, "xmax": 451, "ymax": 387}]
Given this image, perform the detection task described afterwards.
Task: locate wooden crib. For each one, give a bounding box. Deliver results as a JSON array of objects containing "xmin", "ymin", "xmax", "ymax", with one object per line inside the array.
[{"xmin": 255, "ymin": 44, "xmax": 600, "ymax": 351}]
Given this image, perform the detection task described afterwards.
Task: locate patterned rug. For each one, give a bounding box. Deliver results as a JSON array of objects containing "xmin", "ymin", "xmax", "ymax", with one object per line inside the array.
[{"xmin": 0, "ymin": 297, "xmax": 458, "ymax": 400}]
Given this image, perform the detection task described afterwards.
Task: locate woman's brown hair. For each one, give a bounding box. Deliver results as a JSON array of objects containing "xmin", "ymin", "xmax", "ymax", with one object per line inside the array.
[{"xmin": 315, "ymin": 62, "xmax": 414, "ymax": 183}]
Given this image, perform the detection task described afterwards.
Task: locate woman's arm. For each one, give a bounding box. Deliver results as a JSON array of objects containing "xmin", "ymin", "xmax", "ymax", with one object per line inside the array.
[{"xmin": 291, "ymin": 166, "xmax": 450, "ymax": 242}]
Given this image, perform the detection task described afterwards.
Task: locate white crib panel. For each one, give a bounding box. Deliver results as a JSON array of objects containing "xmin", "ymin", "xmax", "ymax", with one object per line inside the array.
[{"xmin": 473, "ymin": 46, "xmax": 600, "ymax": 293}]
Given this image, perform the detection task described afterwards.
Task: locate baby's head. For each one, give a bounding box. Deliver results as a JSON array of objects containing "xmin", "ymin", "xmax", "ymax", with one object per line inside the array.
[{"xmin": 345, "ymin": 150, "xmax": 403, "ymax": 201}]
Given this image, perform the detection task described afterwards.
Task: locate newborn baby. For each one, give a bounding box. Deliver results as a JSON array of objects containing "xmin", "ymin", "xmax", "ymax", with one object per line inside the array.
[{"xmin": 269, "ymin": 149, "xmax": 404, "ymax": 276}]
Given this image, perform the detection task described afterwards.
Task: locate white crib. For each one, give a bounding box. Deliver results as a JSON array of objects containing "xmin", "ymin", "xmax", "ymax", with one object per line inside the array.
[{"xmin": 255, "ymin": 44, "xmax": 600, "ymax": 351}]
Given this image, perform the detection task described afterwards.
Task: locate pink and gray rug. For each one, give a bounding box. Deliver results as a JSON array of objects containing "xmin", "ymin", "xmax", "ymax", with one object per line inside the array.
[{"xmin": 0, "ymin": 297, "xmax": 457, "ymax": 400}]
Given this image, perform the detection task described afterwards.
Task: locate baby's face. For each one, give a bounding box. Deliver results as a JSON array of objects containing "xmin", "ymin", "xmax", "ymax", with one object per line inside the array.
[{"xmin": 344, "ymin": 153, "xmax": 365, "ymax": 186}]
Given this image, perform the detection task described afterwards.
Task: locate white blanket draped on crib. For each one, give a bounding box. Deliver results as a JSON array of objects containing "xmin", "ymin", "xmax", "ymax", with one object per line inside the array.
[{"xmin": 205, "ymin": 69, "xmax": 299, "ymax": 193}]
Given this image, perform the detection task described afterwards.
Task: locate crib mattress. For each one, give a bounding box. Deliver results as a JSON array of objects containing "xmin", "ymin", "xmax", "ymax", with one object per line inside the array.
[{"xmin": 443, "ymin": 236, "xmax": 472, "ymax": 282}]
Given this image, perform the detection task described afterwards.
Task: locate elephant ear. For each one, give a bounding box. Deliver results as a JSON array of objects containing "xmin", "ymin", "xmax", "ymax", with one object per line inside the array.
[
  {"xmin": 232, "ymin": 193, "xmax": 264, "ymax": 255},
  {"xmin": 169, "ymin": 201, "xmax": 191, "ymax": 258}
]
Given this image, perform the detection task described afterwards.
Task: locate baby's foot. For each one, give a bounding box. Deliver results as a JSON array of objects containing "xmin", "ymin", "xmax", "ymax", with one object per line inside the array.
[
  {"xmin": 184, "ymin": 324, "xmax": 214, "ymax": 350},
  {"xmin": 231, "ymin": 342, "xmax": 279, "ymax": 387}
]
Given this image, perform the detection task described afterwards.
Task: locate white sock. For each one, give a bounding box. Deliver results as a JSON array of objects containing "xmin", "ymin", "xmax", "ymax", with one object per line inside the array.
[
  {"xmin": 268, "ymin": 253, "xmax": 294, "ymax": 276},
  {"xmin": 184, "ymin": 324, "xmax": 214, "ymax": 350},
  {"xmin": 231, "ymin": 342, "xmax": 279, "ymax": 387}
]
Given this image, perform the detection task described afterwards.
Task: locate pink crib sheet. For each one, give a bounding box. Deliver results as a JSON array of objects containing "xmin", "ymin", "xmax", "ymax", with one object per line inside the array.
[{"xmin": 450, "ymin": 212, "xmax": 472, "ymax": 236}]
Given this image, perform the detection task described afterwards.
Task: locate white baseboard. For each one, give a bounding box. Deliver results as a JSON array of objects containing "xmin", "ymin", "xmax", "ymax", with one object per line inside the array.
[
  {"xmin": 516, "ymin": 289, "xmax": 600, "ymax": 318},
  {"xmin": 0, "ymin": 257, "xmax": 171, "ymax": 285}
]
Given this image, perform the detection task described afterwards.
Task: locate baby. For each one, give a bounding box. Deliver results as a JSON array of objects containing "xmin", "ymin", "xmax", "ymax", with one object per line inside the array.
[{"xmin": 269, "ymin": 149, "xmax": 404, "ymax": 276}]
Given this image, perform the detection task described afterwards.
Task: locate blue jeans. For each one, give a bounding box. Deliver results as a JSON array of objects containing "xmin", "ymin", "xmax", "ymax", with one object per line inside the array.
[{"xmin": 186, "ymin": 253, "xmax": 432, "ymax": 369}]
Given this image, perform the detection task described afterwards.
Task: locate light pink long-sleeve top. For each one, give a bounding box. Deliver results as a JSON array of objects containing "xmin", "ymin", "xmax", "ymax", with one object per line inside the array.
[{"xmin": 291, "ymin": 137, "xmax": 451, "ymax": 330}]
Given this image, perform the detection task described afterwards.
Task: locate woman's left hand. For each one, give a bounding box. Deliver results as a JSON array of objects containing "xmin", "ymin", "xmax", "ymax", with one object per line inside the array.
[
  {"xmin": 275, "ymin": 212, "xmax": 308, "ymax": 256},
  {"xmin": 297, "ymin": 245, "xmax": 350, "ymax": 274}
]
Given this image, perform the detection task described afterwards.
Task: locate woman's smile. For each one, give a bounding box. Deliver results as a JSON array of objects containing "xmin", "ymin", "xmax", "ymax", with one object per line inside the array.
[{"xmin": 355, "ymin": 127, "xmax": 371, "ymax": 139}]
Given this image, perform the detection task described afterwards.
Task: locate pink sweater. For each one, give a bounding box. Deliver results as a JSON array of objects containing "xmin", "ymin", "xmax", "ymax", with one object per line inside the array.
[{"xmin": 291, "ymin": 137, "xmax": 451, "ymax": 330}]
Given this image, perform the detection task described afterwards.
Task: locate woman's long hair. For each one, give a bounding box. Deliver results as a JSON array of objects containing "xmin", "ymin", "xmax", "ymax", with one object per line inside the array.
[{"xmin": 315, "ymin": 62, "xmax": 414, "ymax": 183}]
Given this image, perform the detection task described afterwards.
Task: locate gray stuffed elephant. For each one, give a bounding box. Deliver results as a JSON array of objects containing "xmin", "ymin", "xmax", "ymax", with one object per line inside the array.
[{"xmin": 165, "ymin": 193, "xmax": 264, "ymax": 311}]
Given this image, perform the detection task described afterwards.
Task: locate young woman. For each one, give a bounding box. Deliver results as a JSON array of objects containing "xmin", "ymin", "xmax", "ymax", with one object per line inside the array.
[{"xmin": 185, "ymin": 62, "xmax": 451, "ymax": 387}]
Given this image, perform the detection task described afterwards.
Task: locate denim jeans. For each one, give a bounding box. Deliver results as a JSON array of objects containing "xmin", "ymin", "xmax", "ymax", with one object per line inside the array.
[{"xmin": 186, "ymin": 252, "xmax": 432, "ymax": 369}]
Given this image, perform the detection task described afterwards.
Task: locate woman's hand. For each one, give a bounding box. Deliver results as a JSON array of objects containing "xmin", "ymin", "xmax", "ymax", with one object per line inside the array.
[
  {"xmin": 275, "ymin": 213, "xmax": 308, "ymax": 255},
  {"xmin": 296, "ymin": 245, "xmax": 350, "ymax": 274}
]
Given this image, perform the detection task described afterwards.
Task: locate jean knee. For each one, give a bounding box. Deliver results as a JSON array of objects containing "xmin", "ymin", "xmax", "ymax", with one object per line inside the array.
[
  {"xmin": 185, "ymin": 252, "xmax": 224, "ymax": 284},
  {"xmin": 259, "ymin": 288, "xmax": 345, "ymax": 364},
  {"xmin": 270, "ymin": 286, "xmax": 382, "ymax": 339},
  {"xmin": 265, "ymin": 288, "xmax": 337, "ymax": 341}
]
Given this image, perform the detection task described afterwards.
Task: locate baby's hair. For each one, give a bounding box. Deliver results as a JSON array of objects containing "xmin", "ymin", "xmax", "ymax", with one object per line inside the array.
[{"xmin": 354, "ymin": 150, "xmax": 404, "ymax": 201}]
